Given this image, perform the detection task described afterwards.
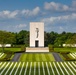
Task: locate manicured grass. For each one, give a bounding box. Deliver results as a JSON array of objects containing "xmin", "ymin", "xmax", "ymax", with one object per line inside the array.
[
  {"xmin": 0, "ymin": 48, "xmax": 21, "ymax": 52},
  {"xmin": 0, "ymin": 47, "xmax": 76, "ymax": 75},
  {"xmin": 0, "ymin": 53, "xmax": 6, "ymax": 59},
  {"xmin": 68, "ymin": 52, "xmax": 76, "ymax": 60},
  {"xmin": 0, "ymin": 61, "xmax": 76, "ymax": 75},
  {"xmin": 54, "ymin": 48, "xmax": 76, "ymax": 52},
  {"xmin": 0, "ymin": 53, "xmax": 15, "ymax": 61},
  {"xmin": 0, "ymin": 47, "xmax": 76, "ymax": 53},
  {"xmin": 19, "ymin": 53, "xmax": 55, "ymax": 62}
]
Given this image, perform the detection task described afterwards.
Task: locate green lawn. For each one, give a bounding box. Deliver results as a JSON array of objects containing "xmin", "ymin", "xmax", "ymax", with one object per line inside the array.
[
  {"xmin": 54, "ymin": 47, "xmax": 76, "ymax": 52},
  {"xmin": 0, "ymin": 53, "xmax": 6, "ymax": 59},
  {"xmin": 0, "ymin": 48, "xmax": 21, "ymax": 52},
  {"xmin": 0, "ymin": 47, "xmax": 76, "ymax": 75},
  {"xmin": 0, "ymin": 61, "xmax": 76, "ymax": 75},
  {"xmin": 19, "ymin": 53, "xmax": 55, "ymax": 62},
  {"xmin": 0, "ymin": 47, "xmax": 76, "ymax": 53}
]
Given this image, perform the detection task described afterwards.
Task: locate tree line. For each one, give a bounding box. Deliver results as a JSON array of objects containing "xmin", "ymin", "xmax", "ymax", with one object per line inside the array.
[{"xmin": 0, "ymin": 30, "xmax": 76, "ymax": 48}]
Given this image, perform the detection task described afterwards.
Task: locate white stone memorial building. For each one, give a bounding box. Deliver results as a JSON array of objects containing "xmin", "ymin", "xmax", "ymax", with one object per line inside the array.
[
  {"xmin": 30, "ymin": 22, "xmax": 44, "ymax": 47},
  {"xmin": 26, "ymin": 22, "xmax": 49, "ymax": 52}
]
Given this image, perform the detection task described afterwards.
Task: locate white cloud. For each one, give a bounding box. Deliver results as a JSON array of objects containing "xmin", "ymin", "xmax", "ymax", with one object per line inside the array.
[
  {"xmin": 44, "ymin": 2, "xmax": 76, "ymax": 12},
  {"xmin": 41, "ymin": 13, "xmax": 76, "ymax": 24},
  {"xmin": 59, "ymin": 26, "xmax": 63, "ymax": 30},
  {"xmin": 32, "ymin": 7, "xmax": 40, "ymax": 15},
  {"xmin": 21, "ymin": 7, "xmax": 40, "ymax": 16},
  {"xmin": 9, "ymin": 10, "xmax": 19, "ymax": 18},
  {"xmin": 3, "ymin": 24, "xmax": 28, "ymax": 32},
  {"xmin": 16, "ymin": 24, "xmax": 27, "ymax": 28},
  {"xmin": 72, "ymin": 0, "xmax": 76, "ymax": 7},
  {"xmin": 41, "ymin": 12, "xmax": 76, "ymax": 33},
  {"xmin": 0, "ymin": 10, "xmax": 19, "ymax": 19},
  {"xmin": 21, "ymin": 10, "xmax": 29, "ymax": 15},
  {"xmin": 0, "ymin": 7, "xmax": 40, "ymax": 19},
  {"xmin": 44, "ymin": 2, "xmax": 69, "ymax": 11}
]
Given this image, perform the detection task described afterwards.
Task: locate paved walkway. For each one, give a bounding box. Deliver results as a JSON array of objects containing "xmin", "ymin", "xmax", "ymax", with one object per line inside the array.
[
  {"xmin": 52, "ymin": 52, "xmax": 63, "ymax": 61},
  {"xmin": 11, "ymin": 52, "xmax": 62, "ymax": 62},
  {"xmin": 11, "ymin": 53, "xmax": 22, "ymax": 62}
]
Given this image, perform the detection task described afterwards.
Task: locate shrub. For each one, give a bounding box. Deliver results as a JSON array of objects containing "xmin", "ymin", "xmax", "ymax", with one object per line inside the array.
[
  {"xmin": 48, "ymin": 44, "xmax": 54, "ymax": 52},
  {"xmin": 21, "ymin": 45, "xmax": 26, "ymax": 51},
  {"xmin": 13, "ymin": 45, "xmax": 24, "ymax": 48}
]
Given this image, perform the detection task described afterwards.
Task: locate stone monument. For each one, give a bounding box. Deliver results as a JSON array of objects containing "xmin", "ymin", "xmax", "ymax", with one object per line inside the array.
[
  {"xmin": 26, "ymin": 22, "xmax": 49, "ymax": 52},
  {"xmin": 30, "ymin": 22, "xmax": 44, "ymax": 47}
]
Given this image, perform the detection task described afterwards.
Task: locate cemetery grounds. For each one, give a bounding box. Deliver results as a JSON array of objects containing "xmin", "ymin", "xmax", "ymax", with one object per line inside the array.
[{"xmin": 0, "ymin": 48, "xmax": 76, "ymax": 75}]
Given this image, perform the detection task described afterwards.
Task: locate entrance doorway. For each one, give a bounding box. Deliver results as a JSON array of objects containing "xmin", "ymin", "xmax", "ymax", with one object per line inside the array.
[{"xmin": 35, "ymin": 40, "xmax": 39, "ymax": 47}]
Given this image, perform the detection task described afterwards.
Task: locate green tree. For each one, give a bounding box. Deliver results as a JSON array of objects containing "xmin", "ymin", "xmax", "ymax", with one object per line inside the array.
[
  {"xmin": 44, "ymin": 31, "xmax": 58, "ymax": 46},
  {"xmin": 0, "ymin": 31, "xmax": 14, "ymax": 52},
  {"xmin": 54, "ymin": 32, "xmax": 67, "ymax": 47},
  {"xmin": 66, "ymin": 34, "xmax": 76, "ymax": 47},
  {"xmin": 44, "ymin": 31, "xmax": 50, "ymax": 46},
  {"xmin": 17, "ymin": 30, "xmax": 29, "ymax": 45}
]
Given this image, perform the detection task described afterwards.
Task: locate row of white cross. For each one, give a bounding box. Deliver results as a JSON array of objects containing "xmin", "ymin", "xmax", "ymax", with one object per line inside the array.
[
  {"xmin": 0, "ymin": 53, "xmax": 4, "ymax": 58},
  {"xmin": 0, "ymin": 62, "xmax": 76, "ymax": 75},
  {"xmin": 70, "ymin": 52, "xmax": 76, "ymax": 59}
]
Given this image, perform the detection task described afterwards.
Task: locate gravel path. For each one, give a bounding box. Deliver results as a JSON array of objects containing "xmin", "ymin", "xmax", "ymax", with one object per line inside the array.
[
  {"xmin": 11, "ymin": 53, "xmax": 22, "ymax": 62},
  {"xmin": 52, "ymin": 52, "xmax": 63, "ymax": 61}
]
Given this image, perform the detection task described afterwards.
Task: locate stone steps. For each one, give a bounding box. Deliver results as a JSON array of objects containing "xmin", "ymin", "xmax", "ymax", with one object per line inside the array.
[{"xmin": 26, "ymin": 47, "xmax": 49, "ymax": 52}]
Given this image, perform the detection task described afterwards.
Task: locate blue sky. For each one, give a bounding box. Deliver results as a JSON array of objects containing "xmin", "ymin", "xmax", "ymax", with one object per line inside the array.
[{"xmin": 0, "ymin": 0, "xmax": 76, "ymax": 33}]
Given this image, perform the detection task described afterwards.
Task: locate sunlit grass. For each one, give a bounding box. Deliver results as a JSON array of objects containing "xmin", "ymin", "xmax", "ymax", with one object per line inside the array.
[
  {"xmin": 19, "ymin": 53, "xmax": 55, "ymax": 62},
  {"xmin": 54, "ymin": 47, "xmax": 76, "ymax": 52},
  {"xmin": 0, "ymin": 48, "xmax": 21, "ymax": 52}
]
